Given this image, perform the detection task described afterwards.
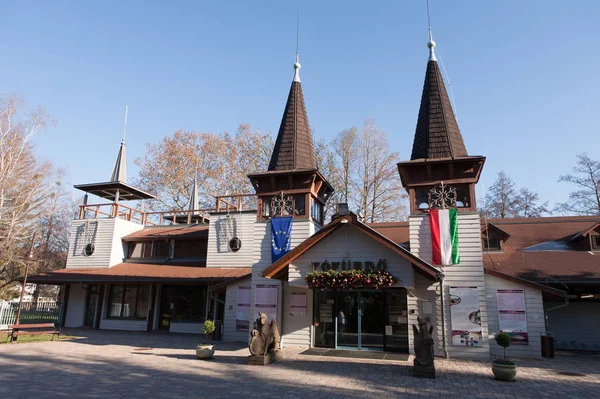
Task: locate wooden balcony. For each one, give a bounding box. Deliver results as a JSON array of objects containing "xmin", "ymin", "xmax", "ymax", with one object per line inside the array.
[{"xmin": 77, "ymin": 194, "xmax": 257, "ymax": 226}]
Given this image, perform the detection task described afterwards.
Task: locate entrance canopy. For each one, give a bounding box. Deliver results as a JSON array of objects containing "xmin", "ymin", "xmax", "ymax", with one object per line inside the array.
[{"xmin": 27, "ymin": 263, "xmax": 251, "ymax": 284}]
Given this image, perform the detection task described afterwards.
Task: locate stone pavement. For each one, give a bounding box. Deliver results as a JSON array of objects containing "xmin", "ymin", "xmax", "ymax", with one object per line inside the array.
[{"xmin": 0, "ymin": 329, "xmax": 598, "ymax": 398}]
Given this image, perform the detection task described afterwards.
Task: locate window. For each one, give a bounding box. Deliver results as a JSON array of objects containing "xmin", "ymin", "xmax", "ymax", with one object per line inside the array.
[
  {"xmin": 173, "ymin": 239, "xmax": 207, "ymax": 258},
  {"xmin": 128, "ymin": 242, "xmax": 152, "ymax": 259},
  {"xmin": 108, "ymin": 285, "xmax": 149, "ymax": 319},
  {"xmin": 153, "ymin": 241, "xmax": 170, "ymax": 257},
  {"xmin": 593, "ymin": 234, "xmax": 600, "ymax": 250},
  {"xmin": 416, "ymin": 189, "xmax": 429, "ymax": 210},
  {"xmin": 294, "ymin": 195, "xmax": 306, "ymax": 216},
  {"xmin": 482, "ymin": 237, "xmax": 502, "ymax": 251},
  {"xmin": 311, "ymin": 198, "xmax": 323, "ymax": 225},
  {"xmin": 160, "ymin": 285, "xmax": 206, "ymax": 322}
]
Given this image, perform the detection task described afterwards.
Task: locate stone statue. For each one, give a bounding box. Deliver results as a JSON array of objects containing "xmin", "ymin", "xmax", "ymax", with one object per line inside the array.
[
  {"xmin": 249, "ymin": 312, "xmax": 280, "ymax": 357},
  {"xmin": 413, "ymin": 317, "xmax": 435, "ymax": 378}
]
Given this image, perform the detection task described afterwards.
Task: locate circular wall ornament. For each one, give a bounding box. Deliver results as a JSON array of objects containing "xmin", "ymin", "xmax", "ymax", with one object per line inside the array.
[
  {"xmin": 229, "ymin": 237, "xmax": 242, "ymax": 252},
  {"xmin": 83, "ymin": 243, "xmax": 95, "ymax": 256}
]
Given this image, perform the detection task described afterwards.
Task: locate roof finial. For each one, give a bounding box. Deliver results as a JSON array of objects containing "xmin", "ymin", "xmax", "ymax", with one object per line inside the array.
[
  {"xmin": 122, "ymin": 105, "xmax": 128, "ymax": 144},
  {"xmin": 426, "ymin": 0, "xmax": 437, "ymax": 62},
  {"xmin": 294, "ymin": 11, "xmax": 301, "ymax": 82}
]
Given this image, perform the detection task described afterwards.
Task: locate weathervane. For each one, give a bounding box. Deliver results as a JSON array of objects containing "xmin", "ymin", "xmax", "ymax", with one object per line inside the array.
[{"xmin": 428, "ymin": 182, "xmax": 457, "ymax": 209}]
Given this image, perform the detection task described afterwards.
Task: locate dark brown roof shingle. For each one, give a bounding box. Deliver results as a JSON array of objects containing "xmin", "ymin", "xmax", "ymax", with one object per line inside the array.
[
  {"xmin": 411, "ymin": 60, "xmax": 468, "ymax": 160},
  {"xmin": 268, "ymin": 81, "xmax": 317, "ymax": 171}
]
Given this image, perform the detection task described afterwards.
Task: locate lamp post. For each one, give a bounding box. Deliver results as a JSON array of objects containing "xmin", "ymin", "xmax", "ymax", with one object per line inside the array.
[{"xmin": 12, "ymin": 238, "xmax": 35, "ymax": 342}]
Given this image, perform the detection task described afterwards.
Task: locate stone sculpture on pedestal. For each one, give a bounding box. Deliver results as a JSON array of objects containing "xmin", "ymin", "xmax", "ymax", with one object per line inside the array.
[{"xmin": 413, "ymin": 317, "xmax": 436, "ymax": 378}]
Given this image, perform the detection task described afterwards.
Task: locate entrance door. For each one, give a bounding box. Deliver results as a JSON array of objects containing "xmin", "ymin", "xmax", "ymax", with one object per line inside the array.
[
  {"xmin": 336, "ymin": 292, "xmax": 359, "ymax": 348},
  {"xmin": 84, "ymin": 285, "xmax": 98, "ymax": 327},
  {"xmin": 336, "ymin": 291, "xmax": 384, "ymax": 350}
]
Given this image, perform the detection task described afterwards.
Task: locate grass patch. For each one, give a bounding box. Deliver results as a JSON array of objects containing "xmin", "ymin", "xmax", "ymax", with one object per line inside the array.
[{"xmin": 1, "ymin": 334, "xmax": 81, "ymax": 344}]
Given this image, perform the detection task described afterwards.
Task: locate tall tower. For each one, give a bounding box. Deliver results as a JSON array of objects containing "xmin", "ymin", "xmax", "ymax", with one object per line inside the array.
[
  {"xmin": 397, "ymin": 35, "xmax": 485, "ymax": 213},
  {"xmin": 248, "ymin": 54, "xmax": 333, "ymax": 228}
]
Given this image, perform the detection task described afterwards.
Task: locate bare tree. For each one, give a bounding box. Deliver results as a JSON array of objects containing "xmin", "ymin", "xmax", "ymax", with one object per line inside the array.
[
  {"xmin": 134, "ymin": 124, "xmax": 273, "ymax": 211},
  {"xmin": 314, "ymin": 138, "xmax": 341, "ymax": 221},
  {"xmin": 0, "ymin": 94, "xmax": 63, "ymax": 297},
  {"xmin": 352, "ymin": 118, "xmax": 407, "ymax": 223},
  {"xmin": 332, "ymin": 127, "xmax": 358, "ymax": 203},
  {"xmin": 481, "ymin": 171, "xmax": 548, "ymax": 218},
  {"xmin": 556, "ymin": 153, "xmax": 600, "ymax": 216}
]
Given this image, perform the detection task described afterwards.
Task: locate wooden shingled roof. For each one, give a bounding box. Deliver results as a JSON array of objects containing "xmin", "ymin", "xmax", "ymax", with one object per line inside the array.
[
  {"xmin": 268, "ymin": 80, "xmax": 317, "ymax": 171},
  {"xmin": 410, "ymin": 60, "xmax": 468, "ymax": 160}
]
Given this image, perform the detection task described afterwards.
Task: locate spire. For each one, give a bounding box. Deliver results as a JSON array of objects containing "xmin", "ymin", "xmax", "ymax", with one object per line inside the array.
[
  {"xmin": 188, "ymin": 177, "xmax": 199, "ymax": 214},
  {"xmin": 267, "ymin": 55, "xmax": 317, "ymax": 171},
  {"xmin": 410, "ymin": 38, "xmax": 468, "ymax": 160},
  {"xmin": 109, "ymin": 139, "xmax": 127, "ymax": 182}
]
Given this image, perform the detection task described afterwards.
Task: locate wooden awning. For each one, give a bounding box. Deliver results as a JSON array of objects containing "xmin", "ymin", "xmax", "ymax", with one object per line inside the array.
[{"xmin": 74, "ymin": 181, "xmax": 155, "ymax": 201}]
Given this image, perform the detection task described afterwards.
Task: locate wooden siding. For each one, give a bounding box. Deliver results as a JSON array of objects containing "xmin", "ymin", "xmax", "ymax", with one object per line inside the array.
[
  {"xmin": 409, "ymin": 212, "xmax": 490, "ymax": 359},
  {"xmin": 287, "ymin": 226, "xmax": 415, "ymax": 288},
  {"xmin": 546, "ymin": 301, "xmax": 600, "ymax": 351},
  {"xmin": 485, "ymin": 274, "xmax": 545, "ymax": 358},
  {"xmin": 223, "ymin": 277, "xmax": 252, "ymax": 343},
  {"xmin": 207, "ymin": 212, "xmax": 257, "ymax": 269},
  {"xmin": 250, "ymin": 219, "xmax": 313, "ymax": 348},
  {"xmin": 67, "ymin": 218, "xmax": 143, "ymax": 269},
  {"xmin": 281, "ymin": 283, "xmax": 313, "ymax": 348},
  {"xmin": 407, "ymin": 273, "xmax": 444, "ymax": 356},
  {"xmin": 64, "ymin": 284, "xmax": 86, "ymax": 328}
]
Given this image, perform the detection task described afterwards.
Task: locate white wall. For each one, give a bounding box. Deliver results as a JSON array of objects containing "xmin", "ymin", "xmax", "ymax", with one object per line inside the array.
[
  {"xmin": 546, "ymin": 301, "xmax": 600, "ymax": 351},
  {"xmin": 485, "ymin": 274, "xmax": 545, "ymax": 358},
  {"xmin": 223, "ymin": 277, "xmax": 252, "ymax": 343},
  {"xmin": 288, "ymin": 226, "xmax": 415, "ymax": 288},
  {"xmin": 66, "ymin": 218, "xmax": 143, "ymax": 269},
  {"xmin": 407, "ymin": 273, "xmax": 443, "ymax": 355},
  {"xmin": 409, "ymin": 212, "xmax": 490, "ymax": 359},
  {"xmin": 64, "ymin": 284, "xmax": 86, "ymax": 328},
  {"xmin": 282, "ymin": 283, "xmax": 313, "ymax": 348},
  {"xmin": 207, "ymin": 212, "xmax": 257, "ymax": 269}
]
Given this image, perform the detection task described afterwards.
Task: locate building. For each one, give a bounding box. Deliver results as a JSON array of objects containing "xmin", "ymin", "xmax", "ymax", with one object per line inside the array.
[{"xmin": 30, "ymin": 35, "xmax": 585, "ymax": 360}]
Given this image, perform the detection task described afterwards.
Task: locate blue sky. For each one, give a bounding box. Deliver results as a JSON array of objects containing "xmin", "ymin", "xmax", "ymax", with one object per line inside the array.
[{"xmin": 2, "ymin": 1, "xmax": 599, "ymax": 209}]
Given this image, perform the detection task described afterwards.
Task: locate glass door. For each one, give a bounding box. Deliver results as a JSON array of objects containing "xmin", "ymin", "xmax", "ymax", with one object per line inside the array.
[
  {"xmin": 360, "ymin": 292, "xmax": 385, "ymax": 349},
  {"xmin": 336, "ymin": 291, "xmax": 359, "ymax": 348}
]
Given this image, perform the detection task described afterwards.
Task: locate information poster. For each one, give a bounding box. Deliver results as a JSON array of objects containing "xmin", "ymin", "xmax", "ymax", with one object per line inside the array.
[
  {"xmin": 497, "ymin": 289, "xmax": 528, "ymax": 345},
  {"xmin": 255, "ymin": 284, "xmax": 278, "ymax": 321},
  {"xmin": 290, "ymin": 292, "xmax": 307, "ymax": 316},
  {"xmin": 236, "ymin": 286, "xmax": 251, "ymax": 331},
  {"xmin": 449, "ymin": 286, "xmax": 482, "ymax": 347}
]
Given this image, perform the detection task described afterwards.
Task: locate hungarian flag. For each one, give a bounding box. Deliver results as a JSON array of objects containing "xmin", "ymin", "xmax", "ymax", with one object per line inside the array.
[{"xmin": 429, "ymin": 209, "xmax": 460, "ymax": 265}]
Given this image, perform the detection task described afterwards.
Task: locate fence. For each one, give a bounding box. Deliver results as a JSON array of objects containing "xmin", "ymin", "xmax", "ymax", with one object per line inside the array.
[{"xmin": 0, "ymin": 300, "xmax": 62, "ymax": 330}]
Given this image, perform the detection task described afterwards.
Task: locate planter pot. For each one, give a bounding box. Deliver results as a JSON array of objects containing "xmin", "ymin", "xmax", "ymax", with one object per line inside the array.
[
  {"xmin": 196, "ymin": 344, "xmax": 215, "ymax": 360},
  {"xmin": 492, "ymin": 361, "xmax": 516, "ymax": 381}
]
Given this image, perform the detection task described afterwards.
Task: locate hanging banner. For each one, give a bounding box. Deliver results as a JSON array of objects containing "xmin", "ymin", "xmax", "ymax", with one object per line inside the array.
[
  {"xmin": 271, "ymin": 216, "xmax": 292, "ymax": 262},
  {"xmin": 449, "ymin": 286, "xmax": 482, "ymax": 346},
  {"xmin": 236, "ymin": 286, "xmax": 251, "ymax": 331},
  {"xmin": 290, "ymin": 292, "xmax": 307, "ymax": 316},
  {"xmin": 497, "ymin": 289, "xmax": 528, "ymax": 345},
  {"xmin": 255, "ymin": 284, "xmax": 278, "ymax": 322},
  {"xmin": 429, "ymin": 208, "xmax": 460, "ymax": 265}
]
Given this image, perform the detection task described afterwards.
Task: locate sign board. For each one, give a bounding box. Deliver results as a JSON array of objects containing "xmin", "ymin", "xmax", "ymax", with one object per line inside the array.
[
  {"xmin": 497, "ymin": 289, "xmax": 528, "ymax": 345},
  {"xmin": 290, "ymin": 292, "xmax": 307, "ymax": 316},
  {"xmin": 255, "ymin": 284, "xmax": 278, "ymax": 322},
  {"xmin": 236, "ymin": 286, "xmax": 251, "ymax": 331},
  {"xmin": 449, "ymin": 286, "xmax": 482, "ymax": 347},
  {"xmin": 385, "ymin": 325, "xmax": 393, "ymax": 336}
]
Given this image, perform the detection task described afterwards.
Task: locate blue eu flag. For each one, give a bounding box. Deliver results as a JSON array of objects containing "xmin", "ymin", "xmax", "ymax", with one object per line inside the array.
[{"xmin": 271, "ymin": 216, "xmax": 292, "ymax": 262}]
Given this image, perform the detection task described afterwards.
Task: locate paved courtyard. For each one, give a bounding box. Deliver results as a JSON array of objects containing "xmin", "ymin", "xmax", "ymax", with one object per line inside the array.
[{"xmin": 0, "ymin": 329, "xmax": 598, "ymax": 398}]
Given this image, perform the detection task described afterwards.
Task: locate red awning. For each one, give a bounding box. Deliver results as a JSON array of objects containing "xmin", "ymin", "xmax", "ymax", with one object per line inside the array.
[{"xmin": 27, "ymin": 263, "xmax": 251, "ymax": 284}]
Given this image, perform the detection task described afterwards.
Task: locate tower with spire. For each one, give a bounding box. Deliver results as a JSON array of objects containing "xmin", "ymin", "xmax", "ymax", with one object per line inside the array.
[
  {"xmin": 397, "ymin": 30, "xmax": 485, "ymax": 214},
  {"xmin": 248, "ymin": 53, "xmax": 334, "ymax": 226}
]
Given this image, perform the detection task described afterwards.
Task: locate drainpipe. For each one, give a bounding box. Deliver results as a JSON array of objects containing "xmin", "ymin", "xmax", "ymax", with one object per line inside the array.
[{"xmin": 439, "ymin": 275, "xmax": 449, "ymax": 359}]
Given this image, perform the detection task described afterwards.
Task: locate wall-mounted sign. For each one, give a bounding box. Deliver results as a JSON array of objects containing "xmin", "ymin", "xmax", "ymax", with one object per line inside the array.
[
  {"xmin": 449, "ymin": 286, "xmax": 482, "ymax": 347},
  {"xmin": 255, "ymin": 284, "xmax": 278, "ymax": 322},
  {"xmin": 311, "ymin": 259, "xmax": 388, "ymax": 272},
  {"xmin": 385, "ymin": 325, "xmax": 393, "ymax": 336},
  {"xmin": 236, "ymin": 286, "xmax": 251, "ymax": 331},
  {"xmin": 290, "ymin": 292, "xmax": 307, "ymax": 316},
  {"xmin": 497, "ymin": 289, "xmax": 528, "ymax": 345}
]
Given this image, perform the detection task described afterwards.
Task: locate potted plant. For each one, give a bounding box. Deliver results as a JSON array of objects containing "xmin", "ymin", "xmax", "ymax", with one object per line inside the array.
[
  {"xmin": 492, "ymin": 332, "xmax": 516, "ymax": 381},
  {"xmin": 196, "ymin": 320, "xmax": 216, "ymax": 360}
]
